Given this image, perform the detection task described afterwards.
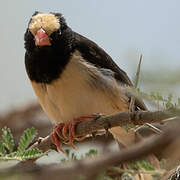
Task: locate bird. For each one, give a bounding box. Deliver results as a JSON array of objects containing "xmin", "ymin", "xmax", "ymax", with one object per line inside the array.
[{"xmin": 24, "ymin": 12, "xmax": 146, "ymax": 152}]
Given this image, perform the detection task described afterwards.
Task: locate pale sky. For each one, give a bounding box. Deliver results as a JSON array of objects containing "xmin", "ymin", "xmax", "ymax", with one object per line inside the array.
[{"xmin": 0, "ymin": 0, "xmax": 180, "ymax": 111}]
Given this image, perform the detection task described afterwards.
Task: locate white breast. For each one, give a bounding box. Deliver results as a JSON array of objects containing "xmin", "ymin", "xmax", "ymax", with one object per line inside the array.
[{"xmin": 31, "ymin": 51, "xmax": 129, "ymax": 124}]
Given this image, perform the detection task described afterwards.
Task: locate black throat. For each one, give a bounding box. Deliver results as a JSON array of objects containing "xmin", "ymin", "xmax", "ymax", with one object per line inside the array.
[{"xmin": 24, "ymin": 27, "xmax": 74, "ymax": 84}]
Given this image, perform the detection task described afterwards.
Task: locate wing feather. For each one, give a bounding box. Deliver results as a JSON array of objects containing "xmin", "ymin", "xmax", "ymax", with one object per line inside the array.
[{"xmin": 74, "ymin": 32, "xmax": 147, "ymax": 110}]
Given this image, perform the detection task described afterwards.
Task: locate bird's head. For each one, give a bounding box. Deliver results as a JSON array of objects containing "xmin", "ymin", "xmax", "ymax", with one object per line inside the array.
[
  {"xmin": 25, "ymin": 12, "xmax": 68, "ymax": 49},
  {"xmin": 25, "ymin": 12, "xmax": 74, "ymax": 83}
]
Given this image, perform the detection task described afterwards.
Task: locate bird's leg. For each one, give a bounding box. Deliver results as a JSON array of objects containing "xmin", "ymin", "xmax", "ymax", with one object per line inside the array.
[
  {"xmin": 51, "ymin": 123, "xmax": 67, "ymax": 152},
  {"xmin": 50, "ymin": 130, "xmax": 64, "ymax": 153},
  {"xmin": 71, "ymin": 116, "xmax": 95, "ymax": 140},
  {"xmin": 50, "ymin": 115, "xmax": 98, "ymax": 152},
  {"xmin": 63, "ymin": 115, "xmax": 95, "ymax": 148},
  {"xmin": 53, "ymin": 123, "xmax": 66, "ymax": 140}
]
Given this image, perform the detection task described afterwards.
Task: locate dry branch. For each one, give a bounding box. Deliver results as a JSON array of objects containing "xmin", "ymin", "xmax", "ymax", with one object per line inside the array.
[
  {"xmin": 3, "ymin": 118, "xmax": 180, "ymax": 180},
  {"xmin": 129, "ymin": 54, "xmax": 143, "ymax": 112},
  {"xmin": 30, "ymin": 110, "xmax": 176, "ymax": 152}
]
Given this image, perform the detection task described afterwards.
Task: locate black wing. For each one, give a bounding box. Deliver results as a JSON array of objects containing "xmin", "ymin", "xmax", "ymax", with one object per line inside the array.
[
  {"xmin": 74, "ymin": 32, "xmax": 147, "ymax": 110},
  {"xmin": 74, "ymin": 32, "xmax": 133, "ymax": 86}
]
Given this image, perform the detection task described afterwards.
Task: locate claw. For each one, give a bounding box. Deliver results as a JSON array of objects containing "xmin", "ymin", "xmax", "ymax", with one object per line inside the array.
[
  {"xmin": 54, "ymin": 123, "xmax": 65, "ymax": 140},
  {"xmin": 62, "ymin": 124, "xmax": 69, "ymax": 139},
  {"xmin": 71, "ymin": 120, "xmax": 87, "ymax": 142},
  {"xmin": 50, "ymin": 133, "xmax": 64, "ymax": 153},
  {"xmin": 51, "ymin": 115, "xmax": 97, "ymax": 152}
]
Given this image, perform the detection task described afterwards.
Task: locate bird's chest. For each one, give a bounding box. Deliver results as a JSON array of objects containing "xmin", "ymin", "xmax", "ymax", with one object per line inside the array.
[{"xmin": 31, "ymin": 54, "xmax": 129, "ymax": 123}]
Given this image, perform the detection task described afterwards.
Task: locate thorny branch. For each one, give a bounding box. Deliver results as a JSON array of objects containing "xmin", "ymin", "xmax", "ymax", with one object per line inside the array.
[
  {"xmin": 2, "ymin": 118, "xmax": 180, "ymax": 180},
  {"xmin": 129, "ymin": 54, "xmax": 143, "ymax": 112},
  {"xmin": 30, "ymin": 110, "xmax": 177, "ymax": 152}
]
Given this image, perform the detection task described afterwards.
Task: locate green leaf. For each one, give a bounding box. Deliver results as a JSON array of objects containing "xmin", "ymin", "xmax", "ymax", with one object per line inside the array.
[
  {"xmin": 5, "ymin": 152, "xmax": 20, "ymax": 161},
  {"xmin": 0, "ymin": 140, "xmax": 6, "ymax": 156},
  {"xmin": 85, "ymin": 149, "xmax": 98, "ymax": 157},
  {"xmin": 137, "ymin": 160, "xmax": 155, "ymax": 171},
  {"xmin": 121, "ymin": 173, "xmax": 135, "ymax": 180},
  {"xmin": 0, "ymin": 152, "xmax": 22, "ymax": 161},
  {"xmin": 22, "ymin": 148, "xmax": 43, "ymax": 160},
  {"xmin": 0, "ymin": 149, "xmax": 44, "ymax": 161},
  {"xmin": 71, "ymin": 152, "xmax": 77, "ymax": 161},
  {"xmin": 17, "ymin": 127, "xmax": 36, "ymax": 155},
  {"xmin": 64, "ymin": 149, "xmax": 70, "ymax": 157},
  {"xmin": 2, "ymin": 127, "xmax": 14, "ymax": 153},
  {"xmin": 127, "ymin": 160, "xmax": 155, "ymax": 171},
  {"xmin": 0, "ymin": 127, "xmax": 46, "ymax": 161},
  {"xmin": 127, "ymin": 161, "xmax": 139, "ymax": 170},
  {"xmin": 178, "ymin": 98, "xmax": 180, "ymax": 106}
]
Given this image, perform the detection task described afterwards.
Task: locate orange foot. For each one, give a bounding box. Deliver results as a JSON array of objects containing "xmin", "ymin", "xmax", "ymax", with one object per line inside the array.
[{"xmin": 50, "ymin": 115, "xmax": 96, "ymax": 153}]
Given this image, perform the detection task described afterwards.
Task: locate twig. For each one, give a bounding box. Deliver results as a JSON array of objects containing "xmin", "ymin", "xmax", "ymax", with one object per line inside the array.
[
  {"xmin": 143, "ymin": 123, "xmax": 163, "ymax": 134},
  {"xmin": 129, "ymin": 54, "xmax": 143, "ymax": 112},
  {"xmin": 134, "ymin": 54, "xmax": 142, "ymax": 88},
  {"xmin": 107, "ymin": 167, "xmax": 164, "ymax": 176}
]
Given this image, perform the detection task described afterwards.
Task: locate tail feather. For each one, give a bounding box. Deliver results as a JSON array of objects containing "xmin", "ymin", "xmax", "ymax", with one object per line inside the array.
[{"xmin": 109, "ymin": 126, "xmax": 136, "ymax": 148}]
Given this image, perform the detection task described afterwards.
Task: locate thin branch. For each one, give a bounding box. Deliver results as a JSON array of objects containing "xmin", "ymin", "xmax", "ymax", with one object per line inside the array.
[
  {"xmin": 129, "ymin": 54, "xmax": 143, "ymax": 112},
  {"xmin": 107, "ymin": 167, "xmax": 164, "ymax": 176},
  {"xmin": 134, "ymin": 54, "xmax": 142, "ymax": 88}
]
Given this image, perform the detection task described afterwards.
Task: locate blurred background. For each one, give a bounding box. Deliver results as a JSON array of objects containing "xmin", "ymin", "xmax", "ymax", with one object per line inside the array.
[{"xmin": 0, "ymin": 0, "xmax": 180, "ymax": 112}]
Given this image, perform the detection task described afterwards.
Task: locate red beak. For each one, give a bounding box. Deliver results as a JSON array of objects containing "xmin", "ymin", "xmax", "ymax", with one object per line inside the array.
[{"xmin": 35, "ymin": 28, "xmax": 51, "ymax": 46}]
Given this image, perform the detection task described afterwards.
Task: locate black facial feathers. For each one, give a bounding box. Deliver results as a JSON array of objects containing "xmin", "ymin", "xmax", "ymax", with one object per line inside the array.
[{"xmin": 24, "ymin": 12, "xmax": 74, "ymax": 83}]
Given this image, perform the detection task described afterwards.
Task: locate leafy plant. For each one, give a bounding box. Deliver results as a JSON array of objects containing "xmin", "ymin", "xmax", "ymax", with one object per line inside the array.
[
  {"xmin": 150, "ymin": 92, "xmax": 180, "ymax": 110},
  {"xmin": 85, "ymin": 149, "xmax": 98, "ymax": 157},
  {"xmin": 64, "ymin": 149, "xmax": 78, "ymax": 161},
  {"xmin": 128, "ymin": 86, "xmax": 180, "ymax": 111},
  {"xmin": 127, "ymin": 159, "xmax": 155, "ymax": 171},
  {"xmin": 0, "ymin": 127, "xmax": 45, "ymax": 161},
  {"xmin": 62, "ymin": 148, "xmax": 98, "ymax": 162}
]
